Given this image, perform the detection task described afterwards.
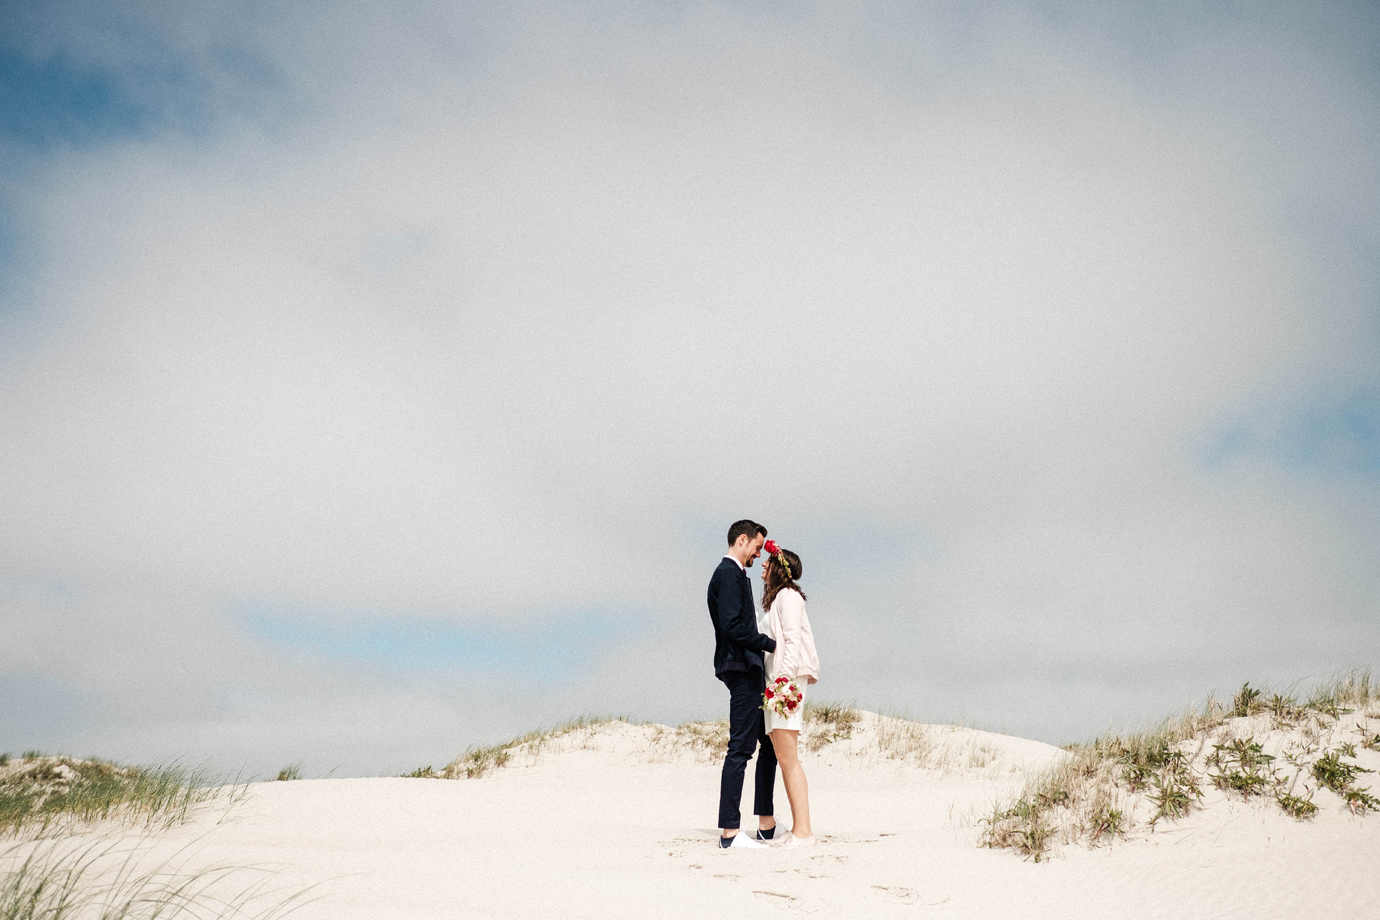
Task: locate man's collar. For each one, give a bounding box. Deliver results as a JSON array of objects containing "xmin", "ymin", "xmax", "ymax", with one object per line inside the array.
[{"xmin": 723, "ymin": 553, "xmax": 746, "ymax": 572}]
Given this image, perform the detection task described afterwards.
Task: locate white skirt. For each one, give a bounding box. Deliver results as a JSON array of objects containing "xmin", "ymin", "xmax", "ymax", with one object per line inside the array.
[{"xmin": 764, "ymin": 678, "xmax": 807, "ymax": 733}]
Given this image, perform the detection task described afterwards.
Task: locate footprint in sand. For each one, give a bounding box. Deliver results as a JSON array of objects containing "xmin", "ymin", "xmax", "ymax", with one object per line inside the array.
[
  {"xmin": 809, "ymin": 853, "xmax": 849, "ymax": 864},
  {"xmin": 872, "ymin": 885, "xmax": 949, "ymax": 907},
  {"xmin": 754, "ymin": 889, "xmax": 829, "ymax": 913}
]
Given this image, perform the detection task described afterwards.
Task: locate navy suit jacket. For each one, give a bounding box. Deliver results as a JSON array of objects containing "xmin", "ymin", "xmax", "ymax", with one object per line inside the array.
[{"xmin": 707, "ymin": 556, "xmax": 777, "ymax": 678}]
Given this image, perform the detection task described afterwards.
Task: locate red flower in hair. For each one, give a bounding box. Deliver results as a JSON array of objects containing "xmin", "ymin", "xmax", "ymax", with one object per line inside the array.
[{"xmin": 763, "ymin": 540, "xmax": 780, "ymax": 556}]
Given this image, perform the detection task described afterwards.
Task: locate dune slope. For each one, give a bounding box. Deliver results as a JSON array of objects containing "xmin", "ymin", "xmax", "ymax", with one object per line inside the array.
[{"xmin": 6, "ymin": 710, "xmax": 1376, "ymax": 919}]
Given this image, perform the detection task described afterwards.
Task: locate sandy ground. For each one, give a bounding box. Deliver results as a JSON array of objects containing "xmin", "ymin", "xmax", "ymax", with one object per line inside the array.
[{"xmin": 14, "ymin": 714, "xmax": 1380, "ymax": 919}]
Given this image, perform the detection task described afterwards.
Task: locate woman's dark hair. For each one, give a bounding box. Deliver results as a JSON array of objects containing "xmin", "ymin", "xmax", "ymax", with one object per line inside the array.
[
  {"xmin": 762, "ymin": 549, "xmax": 806, "ymax": 610},
  {"xmin": 727, "ymin": 519, "xmax": 767, "ymax": 546}
]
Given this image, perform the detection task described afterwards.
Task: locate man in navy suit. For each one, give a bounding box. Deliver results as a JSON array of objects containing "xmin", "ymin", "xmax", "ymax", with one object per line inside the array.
[{"xmin": 708, "ymin": 519, "xmax": 779, "ymax": 848}]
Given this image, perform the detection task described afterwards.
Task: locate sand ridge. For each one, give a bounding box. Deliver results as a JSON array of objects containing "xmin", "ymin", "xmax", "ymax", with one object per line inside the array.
[{"xmin": 3, "ymin": 712, "xmax": 1376, "ymax": 919}]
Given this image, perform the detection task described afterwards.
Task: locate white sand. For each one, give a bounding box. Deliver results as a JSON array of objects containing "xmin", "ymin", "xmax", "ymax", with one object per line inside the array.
[{"xmin": 12, "ymin": 713, "xmax": 1379, "ymax": 918}]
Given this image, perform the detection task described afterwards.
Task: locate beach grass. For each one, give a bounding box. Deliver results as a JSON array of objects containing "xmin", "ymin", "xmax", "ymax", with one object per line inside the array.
[
  {"xmin": 0, "ymin": 757, "xmax": 240, "ymax": 839},
  {"xmin": 801, "ymin": 701, "xmax": 861, "ymax": 751},
  {"xmin": 981, "ymin": 668, "xmax": 1379, "ymax": 861},
  {"xmin": 442, "ymin": 715, "xmax": 635, "ymax": 779},
  {"xmin": 438, "ymin": 701, "xmax": 872, "ymax": 779},
  {"xmin": 873, "ymin": 716, "xmax": 936, "ymax": 763},
  {"xmin": 0, "ymin": 834, "xmax": 311, "ymax": 920},
  {"xmin": 273, "ymin": 765, "xmax": 302, "ymax": 782},
  {"xmin": 0, "ymin": 758, "xmax": 287, "ymax": 918}
]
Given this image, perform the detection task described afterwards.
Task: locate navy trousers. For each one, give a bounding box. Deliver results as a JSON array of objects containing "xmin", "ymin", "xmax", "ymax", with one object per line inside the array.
[{"xmin": 717, "ymin": 666, "xmax": 777, "ymax": 829}]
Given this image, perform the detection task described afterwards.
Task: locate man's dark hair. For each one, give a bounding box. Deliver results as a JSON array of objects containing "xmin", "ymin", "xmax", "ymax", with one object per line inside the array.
[{"xmin": 727, "ymin": 519, "xmax": 767, "ymax": 546}]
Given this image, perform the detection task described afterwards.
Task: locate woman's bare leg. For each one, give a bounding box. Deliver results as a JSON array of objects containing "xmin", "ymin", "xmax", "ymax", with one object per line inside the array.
[{"xmin": 770, "ymin": 728, "xmax": 812, "ymax": 839}]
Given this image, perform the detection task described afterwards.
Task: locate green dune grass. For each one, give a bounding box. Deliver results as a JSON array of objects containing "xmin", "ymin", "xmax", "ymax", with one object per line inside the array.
[
  {"xmin": 982, "ymin": 669, "xmax": 1379, "ymax": 861},
  {"xmin": 0, "ymin": 757, "xmax": 241, "ymax": 839}
]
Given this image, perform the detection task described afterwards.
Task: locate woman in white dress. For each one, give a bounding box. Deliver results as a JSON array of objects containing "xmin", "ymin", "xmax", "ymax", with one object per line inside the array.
[{"xmin": 759, "ymin": 542, "xmax": 820, "ymax": 847}]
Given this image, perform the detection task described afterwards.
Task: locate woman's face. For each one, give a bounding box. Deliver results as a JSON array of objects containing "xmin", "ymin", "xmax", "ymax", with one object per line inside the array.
[{"xmin": 760, "ymin": 558, "xmax": 771, "ymax": 583}]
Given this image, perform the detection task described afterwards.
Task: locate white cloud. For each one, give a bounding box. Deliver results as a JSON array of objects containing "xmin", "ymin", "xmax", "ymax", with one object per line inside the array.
[{"xmin": 1, "ymin": 1, "xmax": 1378, "ymax": 772}]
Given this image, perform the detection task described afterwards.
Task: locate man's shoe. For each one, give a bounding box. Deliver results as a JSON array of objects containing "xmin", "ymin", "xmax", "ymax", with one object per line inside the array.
[
  {"xmin": 720, "ymin": 832, "xmax": 767, "ymax": 849},
  {"xmin": 754, "ymin": 826, "xmax": 776, "ymax": 842}
]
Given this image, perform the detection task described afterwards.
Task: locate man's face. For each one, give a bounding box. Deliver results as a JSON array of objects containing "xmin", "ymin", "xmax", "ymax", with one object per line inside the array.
[{"xmin": 743, "ymin": 534, "xmax": 765, "ymax": 568}]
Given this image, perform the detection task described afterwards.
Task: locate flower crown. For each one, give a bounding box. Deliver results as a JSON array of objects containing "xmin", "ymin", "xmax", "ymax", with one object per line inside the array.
[{"xmin": 763, "ymin": 540, "xmax": 792, "ymax": 579}]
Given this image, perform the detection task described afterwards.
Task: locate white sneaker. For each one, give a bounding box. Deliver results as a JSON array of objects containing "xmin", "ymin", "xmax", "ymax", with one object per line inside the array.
[
  {"xmin": 721, "ymin": 832, "xmax": 768, "ymax": 849},
  {"xmin": 777, "ymin": 833, "xmax": 817, "ymax": 848}
]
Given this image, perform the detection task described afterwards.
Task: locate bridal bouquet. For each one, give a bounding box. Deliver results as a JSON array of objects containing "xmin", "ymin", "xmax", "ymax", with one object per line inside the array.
[{"xmin": 762, "ymin": 675, "xmax": 804, "ymax": 719}]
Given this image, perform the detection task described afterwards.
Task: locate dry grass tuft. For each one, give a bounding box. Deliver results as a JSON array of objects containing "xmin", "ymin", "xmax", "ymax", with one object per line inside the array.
[
  {"xmin": 439, "ymin": 700, "xmax": 877, "ymax": 778},
  {"xmin": 441, "ymin": 716, "xmax": 633, "ymax": 779},
  {"xmin": 440, "ymin": 700, "xmax": 877, "ymax": 778},
  {"xmin": 874, "ymin": 717, "xmax": 936, "ymax": 763},
  {"xmin": 0, "ymin": 756, "xmax": 239, "ymax": 839},
  {"xmin": 801, "ymin": 702, "xmax": 861, "ymax": 752},
  {"xmin": 658, "ymin": 720, "xmax": 730, "ymax": 759},
  {"xmin": 982, "ymin": 669, "xmax": 1379, "ymax": 861},
  {"xmin": 0, "ymin": 834, "xmax": 312, "ymax": 920}
]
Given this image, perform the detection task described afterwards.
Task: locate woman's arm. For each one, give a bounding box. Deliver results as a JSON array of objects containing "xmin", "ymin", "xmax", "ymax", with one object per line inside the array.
[{"xmin": 774, "ymin": 590, "xmax": 805, "ymax": 679}]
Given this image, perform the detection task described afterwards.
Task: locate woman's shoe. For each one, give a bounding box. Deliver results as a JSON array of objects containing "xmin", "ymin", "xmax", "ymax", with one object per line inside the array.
[{"xmin": 777, "ymin": 832, "xmax": 816, "ymax": 848}]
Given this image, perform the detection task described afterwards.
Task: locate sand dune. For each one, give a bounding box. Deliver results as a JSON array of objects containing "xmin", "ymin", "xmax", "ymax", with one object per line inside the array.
[{"xmin": 9, "ymin": 707, "xmax": 1375, "ymax": 919}]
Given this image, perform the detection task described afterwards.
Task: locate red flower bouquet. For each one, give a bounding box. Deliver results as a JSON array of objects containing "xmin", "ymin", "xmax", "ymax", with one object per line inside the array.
[{"xmin": 762, "ymin": 675, "xmax": 804, "ymax": 720}]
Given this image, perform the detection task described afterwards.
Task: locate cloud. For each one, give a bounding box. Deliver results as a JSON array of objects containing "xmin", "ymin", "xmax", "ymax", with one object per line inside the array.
[
  {"xmin": 1, "ymin": 1, "xmax": 1378, "ymax": 773},
  {"xmin": 244, "ymin": 607, "xmax": 634, "ymax": 678}
]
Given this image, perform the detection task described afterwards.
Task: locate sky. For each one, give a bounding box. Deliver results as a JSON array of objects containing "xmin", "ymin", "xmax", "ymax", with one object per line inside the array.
[{"xmin": 2, "ymin": 1, "xmax": 1378, "ymax": 778}]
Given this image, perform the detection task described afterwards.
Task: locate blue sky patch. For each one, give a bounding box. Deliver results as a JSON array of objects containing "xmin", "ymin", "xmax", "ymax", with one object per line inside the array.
[
  {"xmin": 0, "ymin": 49, "xmax": 160, "ymax": 148},
  {"xmin": 0, "ymin": 198, "xmax": 15, "ymax": 299},
  {"xmin": 1210, "ymin": 388, "xmax": 1380, "ymax": 475}
]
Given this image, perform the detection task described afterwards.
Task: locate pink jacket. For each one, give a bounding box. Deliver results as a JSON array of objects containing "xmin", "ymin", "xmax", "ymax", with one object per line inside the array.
[{"xmin": 764, "ymin": 588, "xmax": 819, "ymax": 685}]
